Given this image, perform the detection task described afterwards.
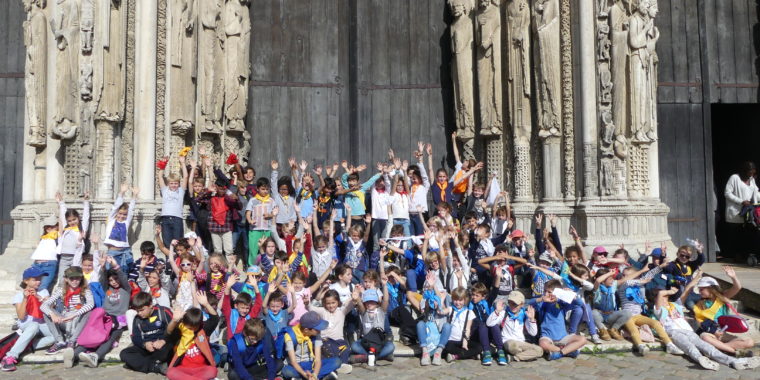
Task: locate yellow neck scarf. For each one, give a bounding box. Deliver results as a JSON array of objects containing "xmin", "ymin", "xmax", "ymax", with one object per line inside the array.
[
  {"xmin": 65, "ymin": 226, "xmax": 80, "ymax": 233},
  {"xmin": 255, "ymin": 193, "xmax": 271, "ymax": 203},
  {"xmin": 41, "ymin": 230, "xmax": 59, "ymax": 240},
  {"xmin": 175, "ymin": 322, "xmax": 196, "ymax": 357}
]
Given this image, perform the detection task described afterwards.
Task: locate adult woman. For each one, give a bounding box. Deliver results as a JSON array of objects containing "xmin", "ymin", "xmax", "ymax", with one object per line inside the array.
[
  {"xmin": 723, "ymin": 161, "xmax": 760, "ymax": 262},
  {"xmin": 693, "ymin": 266, "xmax": 754, "ymax": 357}
]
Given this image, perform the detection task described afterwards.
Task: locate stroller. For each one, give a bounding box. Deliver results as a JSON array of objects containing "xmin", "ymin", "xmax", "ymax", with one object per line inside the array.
[{"xmin": 739, "ymin": 204, "xmax": 760, "ymax": 266}]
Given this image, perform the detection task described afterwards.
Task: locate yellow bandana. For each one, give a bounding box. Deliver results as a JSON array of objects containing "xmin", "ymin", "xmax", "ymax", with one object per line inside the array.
[
  {"xmin": 174, "ymin": 322, "xmax": 196, "ymax": 357},
  {"xmin": 254, "ymin": 194, "xmax": 271, "ymax": 203},
  {"xmin": 65, "ymin": 226, "xmax": 80, "ymax": 233},
  {"xmin": 41, "ymin": 230, "xmax": 59, "ymax": 240}
]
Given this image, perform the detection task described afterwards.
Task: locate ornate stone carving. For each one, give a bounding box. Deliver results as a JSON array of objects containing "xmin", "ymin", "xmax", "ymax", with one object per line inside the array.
[
  {"xmin": 609, "ymin": 0, "xmax": 629, "ymax": 140},
  {"xmin": 448, "ymin": 0, "xmax": 476, "ymax": 140},
  {"xmin": 476, "ymin": 0, "xmax": 503, "ymax": 136},
  {"xmin": 169, "ymin": 0, "xmax": 197, "ymax": 132},
  {"xmin": 50, "ymin": 0, "xmax": 80, "ymax": 140},
  {"xmin": 224, "ymin": 0, "xmax": 250, "ymax": 133},
  {"xmin": 560, "ymin": 0, "xmax": 575, "ymax": 199},
  {"xmin": 80, "ymin": 63, "xmax": 93, "ymax": 100},
  {"xmin": 628, "ymin": 0, "xmax": 656, "ymax": 143},
  {"xmin": 198, "ymin": 0, "xmax": 224, "ymax": 134},
  {"xmin": 514, "ymin": 144, "xmax": 531, "ymax": 200},
  {"xmin": 646, "ymin": 1, "xmax": 659, "ymax": 141},
  {"xmin": 23, "ymin": 0, "xmax": 48, "ymax": 148},
  {"xmin": 80, "ymin": 0, "xmax": 94, "ymax": 53},
  {"xmin": 121, "ymin": 0, "xmax": 136, "ymax": 185},
  {"xmin": 534, "ymin": 0, "xmax": 561, "ymax": 139},
  {"xmin": 97, "ymin": 0, "xmax": 127, "ymax": 122},
  {"xmin": 506, "ymin": 0, "xmax": 531, "ymax": 144},
  {"xmin": 155, "ymin": 0, "xmax": 167, "ymax": 193}
]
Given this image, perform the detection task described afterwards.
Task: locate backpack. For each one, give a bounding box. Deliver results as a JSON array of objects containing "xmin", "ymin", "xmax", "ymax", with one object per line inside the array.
[
  {"xmin": 273, "ymin": 326, "xmax": 298, "ymax": 359},
  {"xmin": 77, "ymin": 307, "xmax": 114, "ymax": 348},
  {"xmin": 90, "ymin": 282, "xmax": 106, "ymax": 308},
  {"xmin": 0, "ymin": 332, "xmax": 32, "ymax": 359}
]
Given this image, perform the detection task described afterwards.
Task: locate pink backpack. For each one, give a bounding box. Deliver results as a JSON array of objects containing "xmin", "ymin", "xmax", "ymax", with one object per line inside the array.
[{"xmin": 76, "ymin": 308, "xmax": 114, "ymax": 348}]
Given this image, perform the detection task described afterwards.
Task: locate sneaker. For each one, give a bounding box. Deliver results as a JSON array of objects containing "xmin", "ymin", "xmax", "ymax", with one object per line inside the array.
[
  {"xmin": 420, "ymin": 352, "xmax": 431, "ymax": 366},
  {"xmin": 79, "ymin": 352, "xmax": 99, "ymax": 368},
  {"xmin": 349, "ymin": 354, "xmax": 367, "ymax": 364},
  {"xmin": 384, "ymin": 353, "xmax": 394, "ymax": 362},
  {"xmin": 634, "ymin": 344, "xmax": 650, "ymax": 357},
  {"xmin": 565, "ymin": 350, "xmax": 580, "ymax": 359},
  {"xmin": 698, "ymin": 356, "xmax": 719, "ymax": 371},
  {"xmin": 591, "ymin": 334, "xmax": 603, "ymax": 345},
  {"xmin": 547, "ymin": 352, "xmax": 563, "ymax": 361},
  {"xmin": 598, "ymin": 328, "xmax": 612, "ymax": 341},
  {"xmin": 153, "ymin": 361, "xmax": 168, "ymax": 375},
  {"xmin": 432, "ymin": 352, "xmax": 442, "ymax": 366},
  {"xmin": 496, "ymin": 349, "xmax": 508, "ymax": 366},
  {"xmin": 46, "ymin": 342, "xmax": 66, "ymax": 355},
  {"xmin": 62, "ymin": 347, "xmax": 75, "ymax": 368},
  {"xmin": 665, "ymin": 342, "xmax": 684, "ymax": 355},
  {"xmin": 400, "ymin": 336, "xmax": 412, "ymax": 346},
  {"xmin": 445, "ymin": 353, "xmax": 457, "ymax": 363},
  {"xmin": 742, "ymin": 356, "xmax": 760, "ymax": 369},
  {"xmin": 1, "ymin": 356, "xmax": 18, "ymax": 372},
  {"xmin": 481, "ymin": 351, "xmax": 493, "ymax": 366},
  {"xmin": 323, "ymin": 371, "xmax": 339, "ymax": 380},
  {"xmin": 337, "ymin": 363, "xmax": 353, "ymax": 374}
]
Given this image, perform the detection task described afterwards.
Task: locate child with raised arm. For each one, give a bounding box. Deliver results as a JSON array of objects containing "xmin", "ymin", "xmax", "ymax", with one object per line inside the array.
[
  {"xmin": 487, "ymin": 291, "xmax": 543, "ymax": 362},
  {"xmin": 246, "ymin": 177, "xmax": 278, "ymax": 267},
  {"xmin": 157, "ymin": 154, "xmax": 189, "ymax": 248},
  {"xmin": 104, "ymin": 184, "xmax": 138, "ymax": 271},
  {"xmin": 339, "ymin": 162, "xmax": 382, "ymax": 230},
  {"xmin": 407, "ymin": 142, "xmax": 431, "ymax": 236},
  {"xmin": 350, "ymin": 276, "xmax": 395, "ymax": 364},
  {"xmin": 416, "ymin": 277, "xmax": 452, "ymax": 366},
  {"xmin": 652, "ymin": 272, "xmax": 760, "ymax": 371},
  {"xmin": 29, "ymin": 214, "xmax": 61, "ymax": 292},
  {"xmin": 530, "ymin": 279, "xmax": 587, "ymax": 360},
  {"xmin": 389, "ymin": 158, "xmax": 412, "ymax": 237},
  {"xmin": 55, "ymin": 191, "xmax": 90, "ymax": 283},
  {"xmin": 165, "ymin": 292, "xmax": 220, "ymax": 380}
]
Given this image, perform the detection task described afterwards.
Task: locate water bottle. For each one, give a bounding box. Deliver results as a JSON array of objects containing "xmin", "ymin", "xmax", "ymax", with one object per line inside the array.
[{"xmin": 368, "ymin": 347, "xmax": 376, "ymax": 367}]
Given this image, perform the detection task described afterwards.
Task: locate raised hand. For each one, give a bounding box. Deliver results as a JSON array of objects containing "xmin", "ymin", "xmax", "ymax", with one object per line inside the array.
[
  {"xmin": 271, "ymin": 160, "xmax": 279, "ymax": 170},
  {"xmin": 401, "ymin": 160, "xmax": 409, "ymax": 171},
  {"xmin": 299, "ymin": 160, "xmax": 308, "ymax": 172},
  {"xmin": 132, "ymin": 187, "xmax": 140, "ymax": 198},
  {"xmin": 55, "ymin": 191, "xmax": 63, "ymax": 203},
  {"xmin": 723, "ymin": 265, "xmax": 737, "ymax": 279},
  {"xmin": 425, "ymin": 143, "xmax": 433, "ymax": 156},
  {"xmin": 526, "ymin": 305, "xmax": 536, "ymax": 320},
  {"xmin": 417, "ymin": 141, "xmax": 425, "ymax": 153},
  {"xmin": 548, "ymin": 214, "xmax": 557, "ymax": 227},
  {"xmin": 534, "ymin": 213, "xmax": 543, "ymax": 227},
  {"xmin": 288, "ymin": 157, "xmax": 297, "ymax": 169},
  {"xmin": 388, "ymin": 148, "xmax": 395, "ymax": 159},
  {"xmin": 196, "ymin": 290, "xmax": 209, "ymax": 307},
  {"xmin": 120, "ymin": 183, "xmax": 129, "ymax": 195},
  {"xmin": 393, "ymin": 157, "xmax": 402, "ymax": 170},
  {"xmin": 313, "ymin": 165, "xmax": 323, "ymax": 176},
  {"xmin": 569, "ymin": 225, "xmax": 579, "ymax": 239}
]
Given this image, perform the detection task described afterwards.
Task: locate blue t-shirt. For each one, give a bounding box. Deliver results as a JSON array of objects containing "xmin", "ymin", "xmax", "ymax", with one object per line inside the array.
[{"xmin": 533, "ymin": 299, "xmax": 578, "ymax": 341}]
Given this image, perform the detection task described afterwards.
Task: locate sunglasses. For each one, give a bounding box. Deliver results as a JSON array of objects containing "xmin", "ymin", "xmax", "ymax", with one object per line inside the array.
[{"xmin": 180, "ymin": 263, "xmax": 193, "ymax": 267}]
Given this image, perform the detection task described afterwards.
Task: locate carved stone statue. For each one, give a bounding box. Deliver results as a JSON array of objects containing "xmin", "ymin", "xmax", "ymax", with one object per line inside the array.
[
  {"xmin": 534, "ymin": 0, "xmax": 561, "ymax": 139},
  {"xmin": 609, "ymin": 0, "xmax": 629, "ymax": 138},
  {"xmin": 80, "ymin": 63, "xmax": 93, "ymax": 100},
  {"xmin": 448, "ymin": 0, "xmax": 476, "ymax": 140},
  {"xmin": 645, "ymin": 0, "xmax": 659, "ymax": 141},
  {"xmin": 24, "ymin": 0, "xmax": 48, "ymax": 148},
  {"xmin": 628, "ymin": 0, "xmax": 655, "ymax": 143},
  {"xmin": 97, "ymin": 0, "xmax": 126, "ymax": 121},
  {"xmin": 224, "ymin": 0, "xmax": 251, "ymax": 132},
  {"xmin": 506, "ymin": 0, "xmax": 531, "ymax": 144},
  {"xmin": 169, "ymin": 0, "xmax": 197, "ymax": 133},
  {"xmin": 198, "ymin": 0, "xmax": 224, "ymax": 134},
  {"xmin": 80, "ymin": 0, "xmax": 93, "ymax": 53},
  {"xmin": 476, "ymin": 0, "xmax": 502, "ymax": 136},
  {"xmin": 50, "ymin": 0, "xmax": 80, "ymax": 140}
]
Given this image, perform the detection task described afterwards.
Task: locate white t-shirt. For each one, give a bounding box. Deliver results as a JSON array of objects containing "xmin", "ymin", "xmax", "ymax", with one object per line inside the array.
[
  {"xmin": 30, "ymin": 239, "xmax": 58, "ymax": 261},
  {"xmin": 160, "ymin": 187, "xmax": 185, "ymax": 218},
  {"xmin": 448, "ymin": 308, "xmax": 475, "ymax": 342},
  {"xmin": 329, "ymin": 282, "xmax": 352, "ymax": 305},
  {"xmin": 13, "ymin": 289, "xmax": 50, "ymax": 324},
  {"xmin": 371, "ymin": 188, "xmax": 391, "ymax": 220},
  {"xmin": 389, "ymin": 193, "xmax": 410, "ymax": 220}
]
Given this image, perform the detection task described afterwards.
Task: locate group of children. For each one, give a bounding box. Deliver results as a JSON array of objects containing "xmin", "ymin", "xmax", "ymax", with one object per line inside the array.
[{"xmin": 2, "ymin": 138, "xmax": 759, "ymax": 379}]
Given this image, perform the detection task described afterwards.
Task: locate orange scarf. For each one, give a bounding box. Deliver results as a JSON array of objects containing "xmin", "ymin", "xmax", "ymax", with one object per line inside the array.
[{"xmin": 437, "ymin": 181, "xmax": 448, "ymax": 202}]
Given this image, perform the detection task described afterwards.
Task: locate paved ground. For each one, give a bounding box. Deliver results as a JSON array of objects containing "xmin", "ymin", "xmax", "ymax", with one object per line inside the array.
[{"xmin": 5, "ymin": 351, "xmax": 760, "ymax": 380}]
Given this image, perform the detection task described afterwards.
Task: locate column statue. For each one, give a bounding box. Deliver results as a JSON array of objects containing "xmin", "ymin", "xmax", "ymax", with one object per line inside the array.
[
  {"xmin": 224, "ymin": 0, "xmax": 250, "ymax": 133},
  {"xmin": 506, "ymin": 0, "xmax": 531, "ymax": 144},
  {"xmin": 24, "ymin": 0, "xmax": 48, "ymax": 148},
  {"xmin": 169, "ymin": 0, "xmax": 197, "ymax": 133},
  {"xmin": 448, "ymin": 0, "xmax": 476, "ymax": 140},
  {"xmin": 198, "ymin": 0, "xmax": 225, "ymax": 134},
  {"xmin": 534, "ymin": 0, "xmax": 561, "ymax": 139},
  {"xmin": 50, "ymin": 0, "xmax": 80, "ymax": 140},
  {"xmin": 628, "ymin": 0, "xmax": 655, "ymax": 143},
  {"xmin": 476, "ymin": 0, "xmax": 503, "ymax": 136}
]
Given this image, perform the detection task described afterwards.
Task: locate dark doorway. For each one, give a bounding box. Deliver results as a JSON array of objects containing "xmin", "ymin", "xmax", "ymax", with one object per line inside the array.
[{"xmin": 711, "ymin": 103, "xmax": 760, "ymax": 260}]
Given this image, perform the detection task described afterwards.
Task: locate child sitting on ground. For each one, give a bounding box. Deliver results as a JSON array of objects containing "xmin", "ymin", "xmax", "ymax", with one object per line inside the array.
[
  {"xmin": 227, "ymin": 318, "xmax": 283, "ymax": 380},
  {"xmin": 486, "ymin": 291, "xmax": 543, "ymax": 362},
  {"xmin": 165, "ymin": 291, "xmax": 220, "ymax": 380},
  {"xmin": 40, "ymin": 266, "xmax": 95, "ymax": 354},
  {"xmin": 530, "ymin": 279, "xmax": 587, "ymax": 361},
  {"xmin": 441, "ymin": 287, "xmax": 479, "ymax": 364},
  {"xmin": 350, "ymin": 279, "xmax": 395, "ymax": 365},
  {"xmin": 468, "ymin": 282, "xmax": 506, "ymax": 366},
  {"xmin": 281, "ymin": 311, "xmax": 341, "ymax": 380},
  {"xmin": 119, "ymin": 292, "xmax": 173, "ymax": 375}
]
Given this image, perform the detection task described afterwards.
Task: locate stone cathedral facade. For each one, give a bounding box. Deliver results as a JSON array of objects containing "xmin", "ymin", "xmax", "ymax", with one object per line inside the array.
[{"xmin": 2, "ymin": 0, "xmax": 671, "ymax": 277}]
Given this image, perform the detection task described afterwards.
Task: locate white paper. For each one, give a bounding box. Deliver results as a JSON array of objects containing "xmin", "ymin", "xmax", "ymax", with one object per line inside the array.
[{"xmin": 552, "ymin": 288, "xmax": 576, "ymax": 304}]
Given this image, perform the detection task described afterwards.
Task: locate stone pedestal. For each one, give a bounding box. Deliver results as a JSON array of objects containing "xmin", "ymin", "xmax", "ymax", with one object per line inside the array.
[{"xmin": 576, "ymin": 200, "xmax": 671, "ymax": 251}]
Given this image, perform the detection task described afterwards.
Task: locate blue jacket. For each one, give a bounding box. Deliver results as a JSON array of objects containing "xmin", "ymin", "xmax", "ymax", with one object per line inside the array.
[{"xmin": 228, "ymin": 332, "xmax": 278, "ymax": 380}]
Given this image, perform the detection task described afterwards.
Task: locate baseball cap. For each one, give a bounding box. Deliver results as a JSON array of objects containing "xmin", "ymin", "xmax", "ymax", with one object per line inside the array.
[
  {"xmin": 23, "ymin": 267, "xmax": 48, "ymax": 279},
  {"xmin": 511, "ymin": 229, "xmax": 525, "ymax": 239},
  {"xmin": 42, "ymin": 214, "xmax": 58, "ymax": 227},
  {"xmin": 300, "ymin": 311, "xmax": 329, "ymax": 331},
  {"xmin": 650, "ymin": 248, "xmax": 663, "ymax": 258},
  {"xmin": 593, "ymin": 246, "xmax": 608, "ymax": 255},
  {"xmin": 538, "ymin": 251, "xmax": 553, "ymax": 264},
  {"xmin": 693, "ymin": 277, "xmax": 720, "ymax": 294},
  {"xmin": 246, "ymin": 265, "xmax": 262, "ymax": 276},
  {"xmin": 362, "ymin": 289, "xmax": 380, "ymax": 304},
  {"xmin": 184, "ymin": 231, "xmax": 198, "ymax": 239},
  {"xmin": 507, "ymin": 291, "xmax": 525, "ymax": 305}
]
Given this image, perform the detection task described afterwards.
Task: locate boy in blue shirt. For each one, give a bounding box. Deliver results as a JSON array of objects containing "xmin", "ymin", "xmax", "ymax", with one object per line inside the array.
[
  {"xmin": 227, "ymin": 318, "xmax": 282, "ymax": 380},
  {"xmin": 529, "ymin": 279, "xmax": 587, "ymax": 360}
]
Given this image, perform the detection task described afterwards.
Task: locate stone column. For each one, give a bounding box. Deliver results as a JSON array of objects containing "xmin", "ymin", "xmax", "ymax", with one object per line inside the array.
[
  {"xmin": 579, "ymin": 0, "xmax": 598, "ymax": 200},
  {"xmin": 134, "ymin": 0, "xmax": 157, "ymax": 200},
  {"xmin": 542, "ymin": 137, "xmax": 562, "ymax": 200}
]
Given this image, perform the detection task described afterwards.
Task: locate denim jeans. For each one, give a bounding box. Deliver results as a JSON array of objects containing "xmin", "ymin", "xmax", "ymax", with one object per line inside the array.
[
  {"xmin": 405, "ymin": 269, "xmax": 424, "ymax": 292},
  {"xmin": 416, "ymin": 321, "xmax": 452, "ymax": 353},
  {"xmin": 7, "ymin": 320, "xmax": 55, "ymax": 358},
  {"xmin": 568, "ymin": 301, "xmax": 598, "ymax": 336},
  {"xmin": 107, "ymin": 247, "xmax": 134, "ymax": 273},
  {"xmin": 281, "ymin": 357, "xmax": 342, "ymax": 379},
  {"xmin": 32, "ymin": 260, "xmax": 58, "ymax": 292},
  {"xmin": 392, "ymin": 218, "xmax": 411, "ymax": 237},
  {"xmin": 350, "ymin": 340, "xmax": 395, "ymax": 359},
  {"xmin": 409, "ymin": 213, "xmax": 425, "ymax": 236},
  {"xmin": 160, "ymin": 216, "xmax": 185, "ymax": 248}
]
